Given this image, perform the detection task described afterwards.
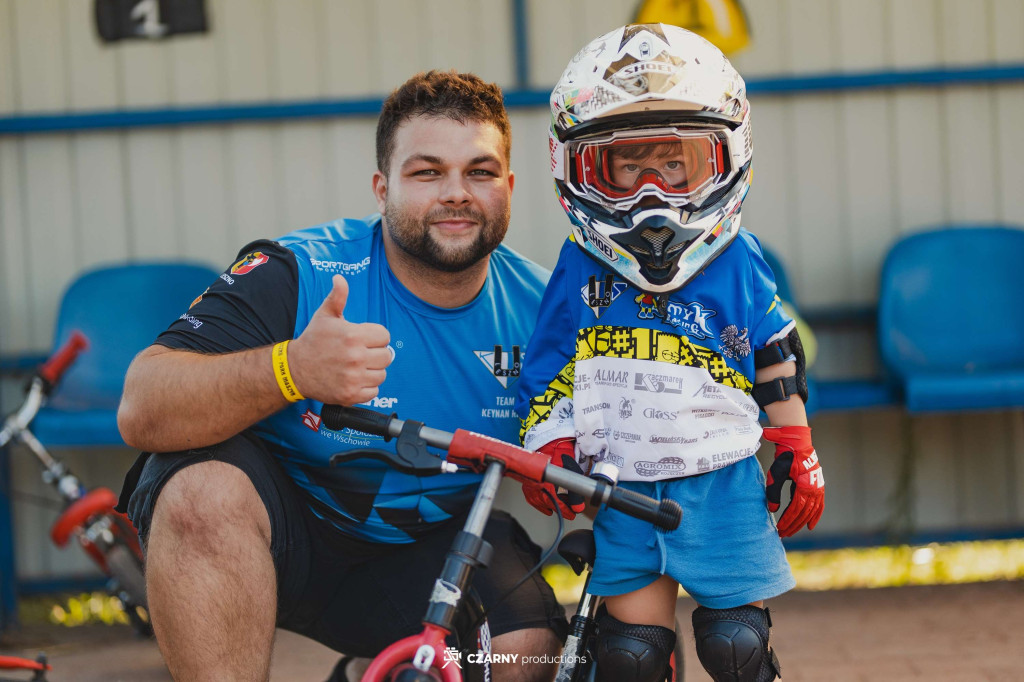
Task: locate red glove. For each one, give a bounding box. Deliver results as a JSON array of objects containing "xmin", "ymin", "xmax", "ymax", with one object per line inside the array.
[
  {"xmin": 762, "ymin": 426, "xmax": 825, "ymax": 538},
  {"xmin": 522, "ymin": 438, "xmax": 586, "ymax": 520}
]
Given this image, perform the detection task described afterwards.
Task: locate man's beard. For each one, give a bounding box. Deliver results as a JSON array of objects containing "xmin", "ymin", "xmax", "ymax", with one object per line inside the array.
[{"xmin": 384, "ymin": 203, "xmax": 509, "ymax": 273}]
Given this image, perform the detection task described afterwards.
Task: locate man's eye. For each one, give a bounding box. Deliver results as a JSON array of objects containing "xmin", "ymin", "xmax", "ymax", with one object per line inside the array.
[
  {"xmin": 413, "ymin": 169, "xmax": 440, "ymax": 176},
  {"xmin": 470, "ymin": 169, "xmax": 497, "ymax": 176}
]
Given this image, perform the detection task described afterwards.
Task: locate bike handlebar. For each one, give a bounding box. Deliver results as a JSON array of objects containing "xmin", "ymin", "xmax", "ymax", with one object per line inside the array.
[
  {"xmin": 320, "ymin": 404, "xmax": 681, "ymax": 531},
  {"xmin": 38, "ymin": 331, "xmax": 89, "ymax": 386}
]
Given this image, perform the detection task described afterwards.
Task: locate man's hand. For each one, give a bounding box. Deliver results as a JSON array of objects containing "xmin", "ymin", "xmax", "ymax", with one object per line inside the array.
[
  {"xmin": 522, "ymin": 438, "xmax": 586, "ymax": 520},
  {"xmin": 762, "ymin": 426, "xmax": 824, "ymax": 538},
  {"xmin": 288, "ymin": 275, "xmax": 392, "ymax": 405}
]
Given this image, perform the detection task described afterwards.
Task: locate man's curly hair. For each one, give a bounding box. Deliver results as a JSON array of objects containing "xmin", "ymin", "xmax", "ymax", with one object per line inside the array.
[{"xmin": 376, "ymin": 70, "xmax": 511, "ymax": 175}]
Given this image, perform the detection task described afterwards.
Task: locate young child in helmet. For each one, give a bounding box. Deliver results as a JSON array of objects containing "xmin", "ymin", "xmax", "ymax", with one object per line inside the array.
[{"xmin": 517, "ymin": 24, "xmax": 824, "ymax": 682}]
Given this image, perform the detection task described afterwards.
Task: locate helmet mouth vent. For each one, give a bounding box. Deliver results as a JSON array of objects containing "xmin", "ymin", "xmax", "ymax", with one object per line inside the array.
[{"xmin": 641, "ymin": 227, "xmax": 673, "ymax": 255}]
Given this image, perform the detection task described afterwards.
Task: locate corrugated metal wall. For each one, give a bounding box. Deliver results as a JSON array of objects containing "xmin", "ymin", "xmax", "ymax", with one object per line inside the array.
[{"xmin": 2, "ymin": 0, "xmax": 1023, "ymax": 579}]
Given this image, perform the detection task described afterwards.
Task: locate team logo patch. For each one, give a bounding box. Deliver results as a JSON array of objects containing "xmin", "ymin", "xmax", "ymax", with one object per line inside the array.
[
  {"xmin": 474, "ymin": 345, "xmax": 522, "ymax": 389},
  {"xmin": 301, "ymin": 409, "xmax": 322, "ymax": 432},
  {"xmin": 719, "ymin": 325, "xmax": 751, "ymax": 359},
  {"xmin": 635, "ymin": 294, "xmax": 716, "ymax": 340},
  {"xmin": 581, "ymin": 274, "xmax": 628, "ymax": 319},
  {"xmin": 231, "ymin": 251, "xmax": 269, "ymax": 275},
  {"xmin": 189, "ymin": 287, "xmax": 209, "ymax": 309}
]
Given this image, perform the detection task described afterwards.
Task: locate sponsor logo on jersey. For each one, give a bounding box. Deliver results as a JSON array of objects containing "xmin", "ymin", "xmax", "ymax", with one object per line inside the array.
[
  {"xmin": 643, "ymin": 407, "xmax": 679, "ymax": 421},
  {"xmin": 635, "ymin": 373, "xmax": 683, "ymax": 394},
  {"xmin": 618, "ymin": 397, "xmax": 634, "ymax": 419},
  {"xmin": 697, "ymin": 457, "xmax": 712, "ymax": 472},
  {"xmin": 692, "ymin": 381, "xmax": 726, "ymax": 399},
  {"xmin": 231, "ymin": 251, "xmax": 269, "ymax": 275},
  {"xmin": 189, "ymin": 288, "xmax": 209, "ymax": 309},
  {"xmin": 310, "ymin": 256, "xmax": 371, "ymax": 275},
  {"xmin": 473, "ymin": 345, "xmax": 522, "ymax": 388},
  {"xmin": 301, "ymin": 409, "xmax": 322, "ymax": 432},
  {"xmin": 179, "ymin": 312, "xmax": 202, "ymax": 329},
  {"xmin": 635, "ymin": 295, "xmax": 717, "ymax": 339},
  {"xmin": 581, "ymin": 274, "xmax": 628, "ymax": 318},
  {"xmin": 719, "ymin": 324, "xmax": 751, "ymax": 359},
  {"xmin": 219, "ymin": 273, "xmax": 235, "ymax": 285},
  {"xmin": 361, "ymin": 396, "xmax": 398, "ymax": 409},
  {"xmin": 582, "ymin": 402, "xmax": 611, "ymax": 415},
  {"xmin": 634, "ymin": 456, "xmax": 686, "ymax": 477}
]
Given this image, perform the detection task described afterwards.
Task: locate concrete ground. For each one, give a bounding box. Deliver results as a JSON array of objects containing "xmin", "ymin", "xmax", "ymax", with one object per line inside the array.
[{"xmin": 0, "ymin": 580, "xmax": 1020, "ymax": 681}]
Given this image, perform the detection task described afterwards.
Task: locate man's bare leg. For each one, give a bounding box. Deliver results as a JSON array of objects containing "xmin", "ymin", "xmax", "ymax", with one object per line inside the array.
[
  {"xmin": 492, "ymin": 627, "xmax": 562, "ymax": 682},
  {"xmin": 145, "ymin": 461, "xmax": 277, "ymax": 681}
]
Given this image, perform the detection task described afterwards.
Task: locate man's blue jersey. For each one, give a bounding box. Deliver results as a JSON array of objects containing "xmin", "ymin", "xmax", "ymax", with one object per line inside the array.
[
  {"xmin": 157, "ymin": 215, "xmax": 548, "ymax": 543},
  {"xmin": 517, "ymin": 230, "xmax": 793, "ymax": 481}
]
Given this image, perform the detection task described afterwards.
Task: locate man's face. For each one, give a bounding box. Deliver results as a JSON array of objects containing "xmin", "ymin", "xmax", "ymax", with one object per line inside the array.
[{"xmin": 373, "ymin": 115, "xmax": 514, "ymax": 273}]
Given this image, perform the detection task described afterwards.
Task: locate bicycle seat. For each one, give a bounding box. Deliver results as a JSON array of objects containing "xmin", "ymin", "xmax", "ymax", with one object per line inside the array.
[{"xmin": 557, "ymin": 529, "xmax": 596, "ymax": 575}]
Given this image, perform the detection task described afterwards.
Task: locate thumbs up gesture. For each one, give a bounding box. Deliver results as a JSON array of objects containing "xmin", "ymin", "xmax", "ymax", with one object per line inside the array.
[{"xmin": 287, "ymin": 275, "xmax": 392, "ymax": 405}]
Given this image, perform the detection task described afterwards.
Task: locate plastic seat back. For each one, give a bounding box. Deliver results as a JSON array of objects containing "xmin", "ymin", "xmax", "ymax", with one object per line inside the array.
[
  {"xmin": 878, "ymin": 226, "xmax": 1024, "ymax": 379},
  {"xmin": 44, "ymin": 262, "xmax": 219, "ymax": 415}
]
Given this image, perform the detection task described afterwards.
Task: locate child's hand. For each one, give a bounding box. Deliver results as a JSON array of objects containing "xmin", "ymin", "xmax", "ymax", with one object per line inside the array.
[
  {"xmin": 762, "ymin": 426, "xmax": 825, "ymax": 537},
  {"xmin": 522, "ymin": 438, "xmax": 586, "ymax": 520}
]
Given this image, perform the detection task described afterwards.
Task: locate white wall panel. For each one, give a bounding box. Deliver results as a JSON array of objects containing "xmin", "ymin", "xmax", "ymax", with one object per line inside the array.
[
  {"xmin": 278, "ymin": 123, "xmax": 332, "ymax": 231},
  {"xmin": 0, "ymin": 1, "xmax": 16, "ymax": 114},
  {"xmin": 226, "ymin": 127, "xmax": 280, "ymax": 247},
  {"xmin": 476, "ymin": 0, "xmax": 517, "ymax": 86},
  {"xmin": 836, "ymin": 0, "xmax": 888, "ymax": 71},
  {"xmin": 219, "ymin": 0, "xmax": 273, "ymax": 102},
  {"xmin": 325, "ymin": 119, "xmax": 379, "ymax": 220},
  {"xmin": 731, "ymin": 0, "xmax": 787, "ymax": 76},
  {"xmin": 177, "ymin": 127, "xmax": 231, "ymax": 264},
  {"xmin": 71, "ymin": 134, "xmax": 131, "ymax": 268},
  {"xmin": 118, "ymin": 40, "xmax": 172, "ymax": 108},
  {"xmin": 783, "ymin": 0, "xmax": 838, "ymax": 72},
  {"xmin": 742, "ymin": 98, "xmax": 796, "ymax": 257},
  {"xmin": 373, "ymin": 0, "xmax": 427, "ymax": 96},
  {"xmin": 270, "ymin": 0, "xmax": 323, "ymax": 100},
  {"xmin": 64, "ymin": 0, "xmax": 121, "ymax": 110},
  {"xmin": 888, "ymin": 0, "xmax": 942, "ymax": 68},
  {"xmin": 322, "ymin": 0, "xmax": 375, "ymax": 97},
  {"xmin": 13, "ymin": 0, "xmax": 67, "ymax": 112},
  {"xmin": 23, "ymin": 138, "xmax": 77, "ymax": 347},
  {"xmin": 0, "ymin": 139, "xmax": 31, "ymax": 353},
  {"xmin": 124, "ymin": 131, "xmax": 180, "ymax": 258},
  {"xmin": 995, "ymin": 87, "xmax": 1024, "ymax": 224},
  {"xmin": 891, "ymin": 91, "xmax": 948, "ymax": 234},
  {"xmin": 939, "ymin": 0, "xmax": 993, "ymax": 65},
  {"xmin": 992, "ymin": 0, "xmax": 1024, "ymax": 62},
  {"xmin": 944, "ymin": 88, "xmax": 999, "ymax": 224}
]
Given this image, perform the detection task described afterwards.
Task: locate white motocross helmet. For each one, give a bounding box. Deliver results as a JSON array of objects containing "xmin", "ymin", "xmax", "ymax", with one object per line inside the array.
[{"xmin": 550, "ymin": 24, "xmax": 753, "ymax": 294}]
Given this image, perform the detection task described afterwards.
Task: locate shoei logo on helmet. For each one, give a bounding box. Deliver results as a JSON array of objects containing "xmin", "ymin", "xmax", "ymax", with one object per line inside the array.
[{"xmin": 231, "ymin": 251, "xmax": 269, "ymax": 275}]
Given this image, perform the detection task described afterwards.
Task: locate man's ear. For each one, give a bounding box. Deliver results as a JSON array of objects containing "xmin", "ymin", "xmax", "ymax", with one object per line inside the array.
[
  {"xmin": 372, "ymin": 170, "xmax": 387, "ymax": 213},
  {"xmin": 508, "ymin": 170, "xmax": 515, "ymax": 194}
]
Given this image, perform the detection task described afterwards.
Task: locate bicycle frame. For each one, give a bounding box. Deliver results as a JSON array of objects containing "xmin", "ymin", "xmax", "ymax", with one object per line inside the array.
[
  {"xmin": 320, "ymin": 405, "xmax": 682, "ymax": 682},
  {"xmin": 0, "ymin": 332, "xmax": 149, "ymax": 632}
]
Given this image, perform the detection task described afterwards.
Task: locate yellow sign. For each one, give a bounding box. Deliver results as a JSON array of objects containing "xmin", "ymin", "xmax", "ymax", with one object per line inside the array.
[{"xmin": 634, "ymin": 0, "xmax": 751, "ymax": 55}]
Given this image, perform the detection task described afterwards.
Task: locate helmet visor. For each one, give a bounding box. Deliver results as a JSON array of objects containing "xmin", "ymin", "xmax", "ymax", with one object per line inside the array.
[{"xmin": 568, "ymin": 127, "xmax": 732, "ymax": 210}]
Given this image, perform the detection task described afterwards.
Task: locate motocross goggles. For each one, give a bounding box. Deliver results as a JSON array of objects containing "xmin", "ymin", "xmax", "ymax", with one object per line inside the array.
[{"xmin": 565, "ymin": 126, "xmax": 739, "ymax": 212}]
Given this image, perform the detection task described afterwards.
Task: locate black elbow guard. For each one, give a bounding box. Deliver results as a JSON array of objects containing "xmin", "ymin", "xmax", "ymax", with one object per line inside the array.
[{"xmin": 751, "ymin": 327, "xmax": 808, "ymax": 408}]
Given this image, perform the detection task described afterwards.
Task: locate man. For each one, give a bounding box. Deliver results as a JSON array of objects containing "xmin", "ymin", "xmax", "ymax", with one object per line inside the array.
[{"xmin": 117, "ymin": 70, "xmax": 566, "ymax": 682}]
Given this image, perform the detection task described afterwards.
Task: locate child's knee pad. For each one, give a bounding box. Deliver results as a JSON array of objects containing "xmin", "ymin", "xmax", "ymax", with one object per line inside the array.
[
  {"xmin": 594, "ymin": 611, "xmax": 676, "ymax": 682},
  {"xmin": 692, "ymin": 605, "xmax": 780, "ymax": 682}
]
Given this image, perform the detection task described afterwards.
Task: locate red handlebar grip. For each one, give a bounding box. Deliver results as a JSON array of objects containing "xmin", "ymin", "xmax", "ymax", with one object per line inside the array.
[{"xmin": 39, "ymin": 330, "xmax": 89, "ymax": 384}]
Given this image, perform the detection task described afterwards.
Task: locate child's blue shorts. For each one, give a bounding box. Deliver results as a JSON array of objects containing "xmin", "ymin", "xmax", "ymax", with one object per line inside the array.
[{"xmin": 589, "ymin": 455, "xmax": 796, "ymax": 609}]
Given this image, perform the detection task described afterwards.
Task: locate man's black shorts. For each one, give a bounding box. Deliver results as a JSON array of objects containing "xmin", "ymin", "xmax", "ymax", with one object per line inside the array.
[{"xmin": 117, "ymin": 432, "xmax": 567, "ymax": 657}]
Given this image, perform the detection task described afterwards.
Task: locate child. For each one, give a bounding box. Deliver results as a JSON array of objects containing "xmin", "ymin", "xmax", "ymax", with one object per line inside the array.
[{"xmin": 517, "ymin": 24, "xmax": 825, "ymax": 682}]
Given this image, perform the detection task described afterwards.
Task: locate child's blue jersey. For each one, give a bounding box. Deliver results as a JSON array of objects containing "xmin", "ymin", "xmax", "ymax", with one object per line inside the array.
[
  {"xmin": 517, "ymin": 229, "xmax": 793, "ymax": 482},
  {"xmin": 157, "ymin": 215, "xmax": 548, "ymax": 543}
]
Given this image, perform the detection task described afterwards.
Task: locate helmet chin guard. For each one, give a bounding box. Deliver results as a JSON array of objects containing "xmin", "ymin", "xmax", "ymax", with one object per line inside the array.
[{"xmin": 550, "ymin": 23, "xmax": 753, "ymax": 294}]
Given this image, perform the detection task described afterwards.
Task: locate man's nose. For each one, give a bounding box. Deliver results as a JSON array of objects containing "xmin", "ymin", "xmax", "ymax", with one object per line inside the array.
[{"xmin": 439, "ymin": 175, "xmax": 472, "ymax": 204}]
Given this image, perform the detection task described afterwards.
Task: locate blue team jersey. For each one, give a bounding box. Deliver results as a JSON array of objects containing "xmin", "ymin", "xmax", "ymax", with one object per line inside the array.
[
  {"xmin": 158, "ymin": 215, "xmax": 548, "ymax": 543},
  {"xmin": 517, "ymin": 229, "xmax": 793, "ymax": 482}
]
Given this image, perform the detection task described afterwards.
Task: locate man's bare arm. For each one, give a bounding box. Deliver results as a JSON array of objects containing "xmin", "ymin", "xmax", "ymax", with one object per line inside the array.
[{"xmin": 118, "ymin": 275, "xmax": 391, "ymax": 452}]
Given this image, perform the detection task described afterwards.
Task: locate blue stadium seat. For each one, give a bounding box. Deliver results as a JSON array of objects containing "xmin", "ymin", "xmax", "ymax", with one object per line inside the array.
[
  {"xmin": 30, "ymin": 262, "xmax": 220, "ymax": 446},
  {"xmin": 878, "ymin": 226, "xmax": 1024, "ymax": 413}
]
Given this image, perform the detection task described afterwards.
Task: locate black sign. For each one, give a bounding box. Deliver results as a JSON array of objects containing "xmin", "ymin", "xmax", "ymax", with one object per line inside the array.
[{"xmin": 95, "ymin": 0, "xmax": 208, "ymax": 43}]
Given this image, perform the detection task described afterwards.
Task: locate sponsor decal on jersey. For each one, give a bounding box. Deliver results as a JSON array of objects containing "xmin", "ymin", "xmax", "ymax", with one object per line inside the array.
[
  {"xmin": 361, "ymin": 396, "xmax": 399, "ymax": 409},
  {"xmin": 634, "ymin": 456, "xmax": 686, "ymax": 477},
  {"xmin": 301, "ymin": 409, "xmax": 322, "ymax": 432},
  {"xmin": 219, "ymin": 273, "xmax": 235, "ymax": 285},
  {"xmin": 581, "ymin": 274, "xmax": 628, "ymax": 319},
  {"xmin": 635, "ymin": 294, "xmax": 717, "ymax": 339},
  {"xmin": 618, "ymin": 397, "xmax": 634, "ymax": 419},
  {"xmin": 697, "ymin": 457, "xmax": 712, "ymax": 473},
  {"xmin": 474, "ymin": 345, "xmax": 522, "ymax": 388},
  {"xmin": 634, "ymin": 372, "xmax": 684, "ymax": 394},
  {"xmin": 719, "ymin": 324, "xmax": 751, "ymax": 359},
  {"xmin": 310, "ymin": 256, "xmax": 371, "ymax": 275},
  {"xmin": 231, "ymin": 251, "xmax": 269, "ymax": 275},
  {"xmin": 189, "ymin": 287, "xmax": 209, "ymax": 309},
  {"xmin": 179, "ymin": 312, "xmax": 202, "ymax": 329},
  {"xmin": 482, "ymin": 395, "xmax": 517, "ymax": 419}
]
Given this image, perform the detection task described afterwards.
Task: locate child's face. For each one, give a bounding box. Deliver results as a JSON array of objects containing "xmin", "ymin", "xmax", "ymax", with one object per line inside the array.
[{"xmin": 606, "ymin": 140, "xmax": 705, "ymax": 189}]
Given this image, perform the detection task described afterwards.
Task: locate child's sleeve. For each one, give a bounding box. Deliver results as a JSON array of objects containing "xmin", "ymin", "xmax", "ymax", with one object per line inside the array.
[
  {"xmin": 747, "ymin": 235, "xmax": 796, "ymax": 350},
  {"xmin": 516, "ymin": 241, "xmax": 579, "ymax": 450}
]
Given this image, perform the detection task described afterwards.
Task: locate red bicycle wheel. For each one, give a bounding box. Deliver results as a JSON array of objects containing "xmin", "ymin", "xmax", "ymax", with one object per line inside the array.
[{"xmin": 50, "ymin": 487, "xmax": 118, "ymax": 547}]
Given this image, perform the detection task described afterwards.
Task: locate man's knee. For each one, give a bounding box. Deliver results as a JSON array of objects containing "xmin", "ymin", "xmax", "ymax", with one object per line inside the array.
[
  {"xmin": 151, "ymin": 460, "xmax": 271, "ymax": 553},
  {"xmin": 492, "ymin": 627, "xmax": 561, "ymax": 681}
]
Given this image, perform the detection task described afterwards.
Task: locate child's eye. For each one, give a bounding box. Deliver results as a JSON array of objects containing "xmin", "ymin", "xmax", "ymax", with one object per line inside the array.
[
  {"xmin": 664, "ymin": 161, "xmax": 681, "ymax": 170},
  {"xmin": 623, "ymin": 163, "xmax": 640, "ymax": 173}
]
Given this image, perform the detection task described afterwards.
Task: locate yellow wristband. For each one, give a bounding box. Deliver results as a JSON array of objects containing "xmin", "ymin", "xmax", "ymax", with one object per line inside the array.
[{"xmin": 272, "ymin": 340, "xmax": 305, "ymax": 402}]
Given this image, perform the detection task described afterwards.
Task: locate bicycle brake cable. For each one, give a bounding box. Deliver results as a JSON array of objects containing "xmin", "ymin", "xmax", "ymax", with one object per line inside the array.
[{"xmin": 466, "ymin": 488, "xmax": 566, "ymax": 637}]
